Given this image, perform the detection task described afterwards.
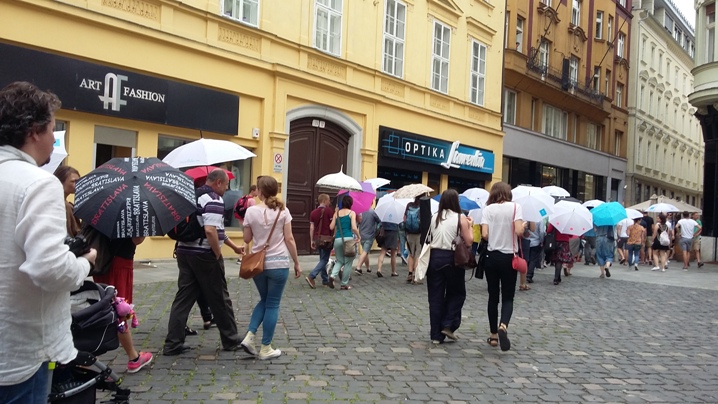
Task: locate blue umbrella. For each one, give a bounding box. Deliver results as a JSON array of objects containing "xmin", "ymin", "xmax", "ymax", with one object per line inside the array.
[
  {"xmin": 432, "ymin": 194, "xmax": 480, "ymax": 211},
  {"xmin": 590, "ymin": 201, "xmax": 627, "ymax": 226}
]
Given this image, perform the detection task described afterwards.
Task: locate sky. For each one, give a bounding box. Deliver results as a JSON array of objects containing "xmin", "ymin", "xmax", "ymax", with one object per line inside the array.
[{"xmin": 673, "ymin": 0, "xmax": 696, "ymax": 29}]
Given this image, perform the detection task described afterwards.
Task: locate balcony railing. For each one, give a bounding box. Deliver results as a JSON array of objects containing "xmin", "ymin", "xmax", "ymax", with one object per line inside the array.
[{"xmin": 527, "ymin": 47, "xmax": 604, "ymax": 105}]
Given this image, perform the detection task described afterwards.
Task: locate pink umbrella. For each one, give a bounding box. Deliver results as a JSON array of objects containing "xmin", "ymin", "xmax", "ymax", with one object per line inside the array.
[
  {"xmin": 184, "ymin": 166, "xmax": 234, "ymax": 187},
  {"xmin": 337, "ymin": 182, "xmax": 376, "ymax": 214}
]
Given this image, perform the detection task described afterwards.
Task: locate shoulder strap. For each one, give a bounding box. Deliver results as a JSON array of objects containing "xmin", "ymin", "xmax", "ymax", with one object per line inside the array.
[
  {"xmin": 318, "ymin": 207, "xmax": 325, "ymax": 236},
  {"xmin": 261, "ymin": 209, "xmax": 281, "ymax": 250}
]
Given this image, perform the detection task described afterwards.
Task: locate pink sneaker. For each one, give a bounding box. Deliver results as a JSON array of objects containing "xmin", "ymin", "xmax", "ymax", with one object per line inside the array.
[{"xmin": 127, "ymin": 351, "xmax": 153, "ymax": 373}]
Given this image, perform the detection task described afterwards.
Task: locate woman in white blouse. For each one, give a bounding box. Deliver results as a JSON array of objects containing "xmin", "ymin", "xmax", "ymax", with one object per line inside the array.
[{"xmin": 480, "ymin": 182, "xmax": 525, "ymax": 352}]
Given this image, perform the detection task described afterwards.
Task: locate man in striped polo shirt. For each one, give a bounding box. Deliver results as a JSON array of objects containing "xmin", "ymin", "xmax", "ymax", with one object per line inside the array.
[{"xmin": 163, "ymin": 169, "xmax": 245, "ymax": 355}]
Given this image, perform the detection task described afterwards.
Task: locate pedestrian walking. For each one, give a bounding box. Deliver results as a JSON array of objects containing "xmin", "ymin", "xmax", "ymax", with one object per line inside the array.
[
  {"xmin": 329, "ymin": 195, "xmax": 360, "ymax": 290},
  {"xmin": 640, "ymin": 211, "xmax": 654, "ymax": 265},
  {"xmin": 546, "ymin": 224, "xmax": 572, "ymax": 284},
  {"xmin": 651, "ymin": 214, "xmax": 672, "ymax": 272},
  {"xmin": 626, "ymin": 218, "xmax": 645, "ymax": 271},
  {"xmin": 355, "ymin": 208, "xmax": 380, "ymax": 274},
  {"xmin": 616, "ymin": 217, "xmax": 632, "ymax": 265},
  {"xmin": 692, "ymin": 212, "xmax": 703, "ymax": 267},
  {"xmin": 240, "ymin": 176, "xmax": 301, "ymax": 360},
  {"xmin": 404, "ymin": 196, "xmax": 422, "ymax": 282},
  {"xmin": 595, "ymin": 224, "xmax": 616, "ymax": 278},
  {"xmin": 376, "ymin": 222, "xmax": 399, "ymax": 277},
  {"xmin": 306, "ymin": 194, "xmax": 333, "ymax": 288},
  {"xmin": 675, "ymin": 212, "xmax": 701, "ymax": 270},
  {"xmin": 524, "ymin": 220, "xmax": 545, "ymax": 285},
  {"xmin": 480, "ymin": 182, "xmax": 524, "ymax": 352}
]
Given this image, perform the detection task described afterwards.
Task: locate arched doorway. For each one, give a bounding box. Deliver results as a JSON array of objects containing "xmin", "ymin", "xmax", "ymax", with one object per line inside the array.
[{"xmin": 286, "ymin": 117, "xmax": 351, "ymax": 254}]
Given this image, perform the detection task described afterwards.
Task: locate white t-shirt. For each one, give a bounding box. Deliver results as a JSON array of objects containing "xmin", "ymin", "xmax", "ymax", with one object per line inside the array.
[
  {"xmin": 676, "ymin": 218, "xmax": 698, "ymax": 239},
  {"xmin": 617, "ymin": 218, "xmax": 633, "ymax": 238},
  {"xmin": 481, "ymin": 202, "xmax": 523, "ymax": 254},
  {"xmin": 428, "ymin": 210, "xmax": 462, "ymax": 250}
]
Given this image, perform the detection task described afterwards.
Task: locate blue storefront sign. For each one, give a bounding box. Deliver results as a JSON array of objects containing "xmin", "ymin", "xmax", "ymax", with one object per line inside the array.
[{"xmin": 379, "ymin": 126, "xmax": 494, "ymax": 174}]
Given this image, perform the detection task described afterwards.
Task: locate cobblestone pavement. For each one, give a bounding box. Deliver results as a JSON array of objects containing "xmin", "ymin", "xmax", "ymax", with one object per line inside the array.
[{"xmin": 96, "ymin": 256, "xmax": 718, "ymax": 403}]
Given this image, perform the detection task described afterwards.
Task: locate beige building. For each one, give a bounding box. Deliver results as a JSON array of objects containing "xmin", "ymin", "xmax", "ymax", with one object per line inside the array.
[{"xmin": 0, "ymin": 0, "xmax": 507, "ymax": 258}]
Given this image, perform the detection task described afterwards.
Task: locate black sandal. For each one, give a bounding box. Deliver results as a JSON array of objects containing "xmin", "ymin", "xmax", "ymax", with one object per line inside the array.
[
  {"xmin": 377, "ymin": 272, "xmax": 383, "ymax": 278},
  {"xmin": 498, "ymin": 326, "xmax": 511, "ymax": 351},
  {"xmin": 406, "ymin": 272, "xmax": 414, "ymax": 283},
  {"xmin": 487, "ymin": 337, "xmax": 498, "ymax": 347}
]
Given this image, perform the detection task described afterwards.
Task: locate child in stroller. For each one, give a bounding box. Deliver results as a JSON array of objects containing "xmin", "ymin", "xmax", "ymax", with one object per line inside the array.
[{"xmin": 49, "ymin": 281, "xmax": 131, "ymax": 404}]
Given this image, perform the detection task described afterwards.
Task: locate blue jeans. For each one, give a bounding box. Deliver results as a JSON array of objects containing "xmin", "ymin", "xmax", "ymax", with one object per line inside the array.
[
  {"xmin": 627, "ymin": 244, "xmax": 641, "ymax": 266},
  {"xmin": 309, "ymin": 247, "xmax": 331, "ymax": 284},
  {"xmin": 249, "ymin": 268, "xmax": 289, "ymax": 345},
  {"xmin": 331, "ymin": 237, "xmax": 355, "ymax": 286},
  {"xmin": 0, "ymin": 361, "xmax": 50, "ymax": 404}
]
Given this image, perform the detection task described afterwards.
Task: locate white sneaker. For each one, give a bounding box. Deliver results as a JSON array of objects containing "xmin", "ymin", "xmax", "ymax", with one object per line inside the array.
[
  {"xmin": 651, "ymin": 267, "xmax": 660, "ymax": 271},
  {"xmin": 240, "ymin": 331, "xmax": 257, "ymax": 356},
  {"xmin": 258, "ymin": 344, "xmax": 282, "ymax": 360}
]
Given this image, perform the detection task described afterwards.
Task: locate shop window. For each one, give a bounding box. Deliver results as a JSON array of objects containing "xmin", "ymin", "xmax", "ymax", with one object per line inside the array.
[
  {"xmin": 376, "ymin": 166, "xmax": 422, "ymax": 198},
  {"xmin": 383, "ymin": 0, "xmax": 406, "ymax": 78},
  {"xmin": 541, "ymin": 165, "xmax": 558, "ymax": 187},
  {"xmin": 502, "ymin": 157, "xmax": 511, "ymax": 184},
  {"xmin": 314, "ymin": 0, "xmax": 343, "ymax": 56},
  {"xmin": 222, "ymin": 0, "xmax": 259, "ymax": 27},
  {"xmin": 431, "ymin": 20, "xmax": 451, "ymax": 94},
  {"xmin": 94, "ymin": 126, "xmax": 136, "ymax": 168},
  {"xmin": 448, "ymin": 176, "xmax": 484, "ymax": 194},
  {"xmin": 427, "ymin": 173, "xmax": 440, "ymax": 196}
]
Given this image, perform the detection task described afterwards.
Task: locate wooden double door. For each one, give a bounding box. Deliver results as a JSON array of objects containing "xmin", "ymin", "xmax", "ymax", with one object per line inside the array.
[{"xmin": 286, "ymin": 118, "xmax": 350, "ymax": 255}]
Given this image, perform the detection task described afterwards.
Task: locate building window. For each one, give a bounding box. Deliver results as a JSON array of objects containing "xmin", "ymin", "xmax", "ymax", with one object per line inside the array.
[
  {"xmin": 544, "ymin": 0, "xmax": 552, "ymax": 7},
  {"xmin": 708, "ymin": 3, "xmax": 716, "ymax": 62},
  {"xmin": 504, "ymin": 89, "xmax": 517, "ymax": 124},
  {"xmin": 674, "ymin": 26, "xmax": 683, "ymax": 46},
  {"xmin": 666, "ymin": 59, "xmax": 671, "ymax": 81},
  {"xmin": 571, "ymin": 0, "xmax": 581, "ymax": 26},
  {"xmin": 516, "ymin": 17, "xmax": 524, "ymax": 53},
  {"xmin": 542, "ymin": 104, "xmax": 568, "ymax": 140},
  {"xmin": 314, "ymin": 0, "xmax": 343, "ymax": 56},
  {"xmin": 658, "ymin": 52, "xmax": 663, "ymax": 75},
  {"xmin": 587, "ymin": 123, "xmax": 600, "ymax": 149},
  {"xmin": 222, "ymin": 0, "xmax": 260, "ymax": 26},
  {"xmin": 665, "ymin": 15, "xmax": 674, "ymax": 32},
  {"xmin": 615, "ymin": 130, "xmax": 623, "ymax": 156},
  {"xmin": 383, "ymin": 0, "xmax": 406, "ymax": 78},
  {"xmin": 504, "ymin": 12, "xmax": 510, "ymax": 48},
  {"xmin": 431, "ymin": 20, "xmax": 451, "ymax": 93},
  {"xmin": 539, "ymin": 40, "xmax": 550, "ymax": 70},
  {"xmin": 617, "ymin": 32, "xmax": 626, "ymax": 58},
  {"xmin": 470, "ymin": 40, "xmax": 487, "ymax": 106},
  {"xmin": 595, "ymin": 11, "xmax": 603, "ymax": 39},
  {"xmin": 618, "ymin": 0, "xmax": 626, "ymax": 7},
  {"xmin": 616, "ymin": 83, "xmax": 624, "ymax": 107},
  {"xmin": 605, "ymin": 69, "xmax": 611, "ymax": 98},
  {"xmin": 639, "ymin": 84, "xmax": 645, "ymax": 109},
  {"xmin": 608, "ymin": 16, "xmax": 613, "ymax": 40},
  {"xmin": 593, "ymin": 66, "xmax": 601, "ymax": 93},
  {"xmin": 649, "ymin": 90, "xmax": 654, "ymax": 115},
  {"xmin": 569, "ymin": 56, "xmax": 579, "ymax": 87}
]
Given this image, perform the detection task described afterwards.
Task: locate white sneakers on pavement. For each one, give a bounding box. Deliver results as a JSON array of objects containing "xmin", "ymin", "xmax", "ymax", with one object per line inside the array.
[
  {"xmin": 258, "ymin": 344, "xmax": 282, "ymax": 360},
  {"xmin": 240, "ymin": 331, "xmax": 257, "ymax": 356}
]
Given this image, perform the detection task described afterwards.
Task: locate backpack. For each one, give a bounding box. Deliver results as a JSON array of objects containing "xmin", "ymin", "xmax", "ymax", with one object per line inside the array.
[
  {"xmin": 167, "ymin": 188, "xmax": 212, "ymax": 242},
  {"xmin": 234, "ymin": 194, "xmax": 251, "ymax": 220},
  {"xmin": 659, "ymin": 226, "xmax": 670, "ymax": 246},
  {"xmin": 405, "ymin": 205, "xmax": 420, "ymax": 234}
]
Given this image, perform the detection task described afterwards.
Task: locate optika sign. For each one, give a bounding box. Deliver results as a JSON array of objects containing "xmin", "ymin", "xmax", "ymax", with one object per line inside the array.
[{"xmin": 79, "ymin": 73, "xmax": 166, "ymax": 112}]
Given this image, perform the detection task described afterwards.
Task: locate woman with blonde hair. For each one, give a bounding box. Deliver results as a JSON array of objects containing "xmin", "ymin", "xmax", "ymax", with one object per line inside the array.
[
  {"xmin": 240, "ymin": 176, "xmax": 301, "ymax": 360},
  {"xmin": 480, "ymin": 182, "xmax": 525, "ymax": 351}
]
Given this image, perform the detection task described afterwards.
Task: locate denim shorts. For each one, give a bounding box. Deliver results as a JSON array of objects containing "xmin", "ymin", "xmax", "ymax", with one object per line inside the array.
[
  {"xmin": 679, "ymin": 237, "xmax": 692, "ymax": 253},
  {"xmin": 595, "ymin": 237, "xmax": 615, "ymax": 266}
]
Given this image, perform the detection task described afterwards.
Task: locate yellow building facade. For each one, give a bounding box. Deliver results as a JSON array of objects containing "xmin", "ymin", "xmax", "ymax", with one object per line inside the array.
[{"xmin": 0, "ymin": 0, "xmax": 506, "ymax": 257}]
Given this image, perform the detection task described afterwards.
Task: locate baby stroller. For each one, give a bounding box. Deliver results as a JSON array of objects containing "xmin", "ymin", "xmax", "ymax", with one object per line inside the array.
[{"xmin": 49, "ymin": 281, "xmax": 131, "ymax": 403}]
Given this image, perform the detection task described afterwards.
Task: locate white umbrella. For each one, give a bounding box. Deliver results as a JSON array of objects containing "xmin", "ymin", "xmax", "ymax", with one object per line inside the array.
[
  {"xmin": 462, "ymin": 187, "xmax": 489, "ymax": 207},
  {"xmin": 542, "ymin": 185, "xmax": 570, "ymax": 197},
  {"xmin": 42, "ymin": 130, "xmax": 68, "ymax": 174},
  {"xmin": 430, "ymin": 198, "xmax": 439, "ymax": 215},
  {"xmin": 162, "ymin": 138, "xmax": 256, "ymax": 168},
  {"xmin": 646, "ymin": 203, "xmax": 680, "ymax": 213},
  {"xmin": 316, "ymin": 166, "xmax": 363, "ymax": 191},
  {"xmin": 375, "ymin": 194, "xmax": 411, "ymax": 224},
  {"xmin": 468, "ymin": 208, "xmax": 482, "ymax": 223},
  {"xmin": 625, "ymin": 208, "xmax": 643, "ymax": 219},
  {"xmin": 512, "ymin": 185, "xmax": 555, "ymax": 222},
  {"xmin": 582, "ymin": 199, "xmax": 605, "ymax": 208},
  {"xmin": 365, "ymin": 177, "xmax": 390, "ymax": 190},
  {"xmin": 392, "ymin": 183, "xmax": 433, "ymax": 199},
  {"xmin": 549, "ymin": 200, "xmax": 593, "ymax": 236}
]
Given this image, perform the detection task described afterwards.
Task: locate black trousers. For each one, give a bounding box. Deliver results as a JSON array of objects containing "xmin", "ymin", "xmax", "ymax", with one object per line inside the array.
[
  {"xmin": 164, "ymin": 252, "xmax": 239, "ymax": 351},
  {"xmin": 526, "ymin": 245, "xmax": 542, "ymax": 280},
  {"xmin": 484, "ymin": 250, "xmax": 517, "ymax": 334},
  {"xmin": 426, "ymin": 249, "xmax": 466, "ymax": 342}
]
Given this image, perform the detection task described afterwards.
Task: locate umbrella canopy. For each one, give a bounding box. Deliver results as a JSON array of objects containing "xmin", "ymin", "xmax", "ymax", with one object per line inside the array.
[
  {"xmin": 432, "ymin": 194, "xmax": 480, "ymax": 211},
  {"xmin": 365, "ymin": 177, "xmax": 390, "ymax": 190},
  {"xmin": 582, "ymin": 199, "xmax": 605, "ymax": 208},
  {"xmin": 590, "ymin": 201, "xmax": 627, "ymax": 226},
  {"xmin": 374, "ymin": 194, "xmax": 411, "ymax": 224},
  {"xmin": 628, "ymin": 195, "xmax": 701, "ymax": 213},
  {"xmin": 468, "ymin": 208, "xmax": 482, "ymax": 223},
  {"xmin": 553, "ymin": 196, "xmax": 581, "ymax": 203},
  {"xmin": 392, "ymin": 183, "xmax": 433, "ymax": 199},
  {"xmin": 461, "ymin": 188, "xmax": 489, "ymax": 207},
  {"xmin": 184, "ymin": 166, "xmax": 234, "ymax": 183},
  {"xmin": 430, "ymin": 198, "xmax": 439, "ymax": 215},
  {"xmin": 316, "ymin": 167, "xmax": 363, "ymax": 191},
  {"xmin": 549, "ymin": 200, "xmax": 593, "ymax": 236},
  {"xmin": 512, "ymin": 185, "xmax": 554, "ymax": 222},
  {"xmin": 74, "ymin": 157, "xmax": 197, "ymax": 238},
  {"xmin": 646, "ymin": 202, "xmax": 680, "ymax": 213},
  {"xmin": 625, "ymin": 208, "xmax": 643, "ymax": 220},
  {"xmin": 162, "ymin": 138, "xmax": 256, "ymax": 168},
  {"xmin": 42, "ymin": 131, "xmax": 68, "ymax": 174},
  {"xmin": 542, "ymin": 185, "xmax": 570, "ymax": 197},
  {"xmin": 337, "ymin": 182, "xmax": 376, "ymax": 214}
]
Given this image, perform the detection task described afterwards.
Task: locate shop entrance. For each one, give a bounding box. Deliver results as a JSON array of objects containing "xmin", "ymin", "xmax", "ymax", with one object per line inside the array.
[
  {"xmin": 94, "ymin": 126, "xmax": 136, "ymax": 168},
  {"xmin": 287, "ymin": 118, "xmax": 350, "ymax": 254}
]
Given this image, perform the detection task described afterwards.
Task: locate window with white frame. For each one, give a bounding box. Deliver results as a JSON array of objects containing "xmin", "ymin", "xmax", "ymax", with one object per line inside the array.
[
  {"xmin": 617, "ymin": 32, "xmax": 626, "ymax": 58},
  {"xmin": 674, "ymin": 26, "xmax": 682, "ymax": 44},
  {"xmin": 595, "ymin": 11, "xmax": 603, "ymax": 39},
  {"xmin": 708, "ymin": 3, "xmax": 715, "ymax": 62},
  {"xmin": 470, "ymin": 40, "xmax": 487, "ymax": 105},
  {"xmin": 503, "ymin": 89, "xmax": 517, "ymax": 124},
  {"xmin": 539, "ymin": 40, "xmax": 550, "ymax": 70},
  {"xmin": 593, "ymin": 66, "xmax": 600, "ymax": 92},
  {"xmin": 504, "ymin": 12, "xmax": 510, "ymax": 48},
  {"xmin": 616, "ymin": 83, "xmax": 624, "ymax": 107},
  {"xmin": 607, "ymin": 16, "xmax": 613, "ymax": 40},
  {"xmin": 383, "ymin": 0, "xmax": 406, "ymax": 78},
  {"xmin": 615, "ymin": 130, "xmax": 622, "ymax": 156},
  {"xmin": 586, "ymin": 123, "xmax": 600, "ymax": 149},
  {"xmin": 431, "ymin": 20, "xmax": 451, "ymax": 93},
  {"xmin": 618, "ymin": 0, "xmax": 626, "ymax": 7},
  {"xmin": 605, "ymin": 69, "xmax": 611, "ymax": 97},
  {"xmin": 569, "ymin": 56, "xmax": 579, "ymax": 87},
  {"xmin": 516, "ymin": 17, "xmax": 524, "ymax": 52},
  {"xmin": 544, "ymin": 0, "xmax": 552, "ymax": 6},
  {"xmin": 572, "ymin": 0, "xmax": 581, "ymax": 26},
  {"xmin": 542, "ymin": 104, "xmax": 568, "ymax": 140},
  {"xmin": 314, "ymin": 0, "xmax": 343, "ymax": 56},
  {"xmin": 222, "ymin": 0, "xmax": 259, "ymax": 26}
]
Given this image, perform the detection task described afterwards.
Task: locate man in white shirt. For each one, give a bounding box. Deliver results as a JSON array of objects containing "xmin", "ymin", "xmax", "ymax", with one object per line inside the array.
[
  {"xmin": 0, "ymin": 82, "xmax": 96, "ymax": 403},
  {"xmin": 616, "ymin": 217, "xmax": 633, "ymax": 265},
  {"xmin": 675, "ymin": 211, "xmax": 702, "ymax": 270}
]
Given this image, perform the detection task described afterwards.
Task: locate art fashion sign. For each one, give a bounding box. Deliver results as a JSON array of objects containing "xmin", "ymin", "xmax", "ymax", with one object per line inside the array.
[{"xmin": 379, "ymin": 126, "xmax": 495, "ymax": 174}]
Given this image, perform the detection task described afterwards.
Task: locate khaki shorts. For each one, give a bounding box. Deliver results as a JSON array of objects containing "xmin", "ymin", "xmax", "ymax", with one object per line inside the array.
[
  {"xmin": 405, "ymin": 233, "xmax": 421, "ymax": 258},
  {"xmin": 692, "ymin": 237, "xmax": 701, "ymax": 251}
]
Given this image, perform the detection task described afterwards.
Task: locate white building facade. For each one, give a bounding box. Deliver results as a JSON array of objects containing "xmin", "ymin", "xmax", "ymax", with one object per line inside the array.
[{"xmin": 627, "ymin": 0, "xmax": 704, "ymax": 207}]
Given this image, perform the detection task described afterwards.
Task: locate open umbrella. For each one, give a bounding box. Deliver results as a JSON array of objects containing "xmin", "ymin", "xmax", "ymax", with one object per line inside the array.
[
  {"xmin": 625, "ymin": 208, "xmax": 643, "ymax": 220},
  {"xmin": 432, "ymin": 194, "xmax": 480, "ymax": 211},
  {"xmin": 184, "ymin": 166, "xmax": 235, "ymax": 186},
  {"xmin": 374, "ymin": 194, "xmax": 411, "ymax": 224},
  {"xmin": 583, "ymin": 199, "xmax": 605, "ymax": 208},
  {"xmin": 646, "ymin": 203, "xmax": 680, "ymax": 213},
  {"xmin": 512, "ymin": 185, "xmax": 554, "ymax": 222},
  {"xmin": 468, "ymin": 208, "xmax": 482, "ymax": 223},
  {"xmin": 591, "ymin": 201, "xmax": 627, "ymax": 226},
  {"xmin": 74, "ymin": 157, "xmax": 197, "ymax": 238},
  {"xmin": 42, "ymin": 131, "xmax": 68, "ymax": 174},
  {"xmin": 316, "ymin": 167, "xmax": 363, "ymax": 191},
  {"xmin": 337, "ymin": 182, "xmax": 376, "ymax": 214},
  {"xmin": 430, "ymin": 198, "xmax": 439, "ymax": 215},
  {"xmin": 542, "ymin": 185, "xmax": 570, "ymax": 197},
  {"xmin": 392, "ymin": 183, "xmax": 433, "ymax": 199},
  {"xmin": 365, "ymin": 177, "xmax": 390, "ymax": 190},
  {"xmin": 162, "ymin": 138, "xmax": 256, "ymax": 168},
  {"xmin": 462, "ymin": 188, "xmax": 489, "ymax": 207},
  {"xmin": 549, "ymin": 200, "xmax": 593, "ymax": 236}
]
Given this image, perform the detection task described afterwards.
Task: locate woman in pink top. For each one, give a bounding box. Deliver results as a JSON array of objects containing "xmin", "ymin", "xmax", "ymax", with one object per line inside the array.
[{"xmin": 239, "ymin": 176, "xmax": 301, "ymax": 360}]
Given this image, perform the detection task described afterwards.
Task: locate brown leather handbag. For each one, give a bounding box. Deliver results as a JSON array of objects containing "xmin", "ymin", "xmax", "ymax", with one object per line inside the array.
[
  {"xmin": 337, "ymin": 212, "xmax": 357, "ymax": 257},
  {"xmin": 240, "ymin": 210, "xmax": 281, "ymax": 280},
  {"xmin": 453, "ymin": 213, "xmax": 476, "ymax": 269}
]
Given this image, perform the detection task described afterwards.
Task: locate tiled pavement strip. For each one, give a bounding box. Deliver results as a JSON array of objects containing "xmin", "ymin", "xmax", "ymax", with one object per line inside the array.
[{"xmin": 95, "ymin": 254, "xmax": 718, "ymax": 403}]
